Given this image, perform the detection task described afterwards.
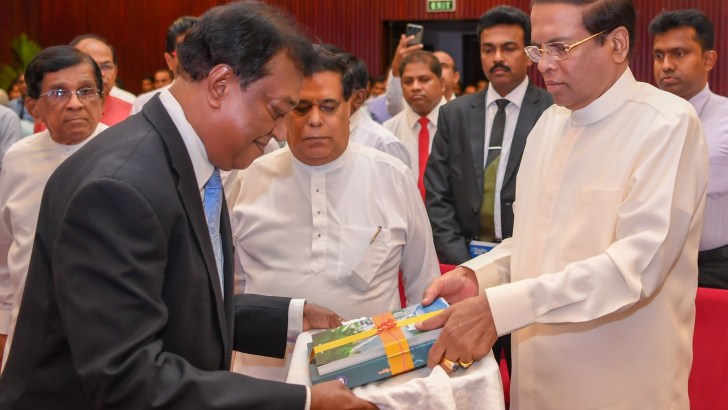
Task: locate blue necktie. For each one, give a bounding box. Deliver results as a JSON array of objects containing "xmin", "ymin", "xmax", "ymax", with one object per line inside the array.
[{"xmin": 203, "ymin": 168, "xmax": 224, "ymax": 294}]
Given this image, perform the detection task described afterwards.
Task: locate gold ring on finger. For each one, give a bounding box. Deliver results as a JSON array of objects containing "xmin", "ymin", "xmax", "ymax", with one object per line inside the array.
[
  {"xmin": 439, "ymin": 358, "xmax": 460, "ymax": 371},
  {"xmin": 458, "ymin": 360, "xmax": 474, "ymax": 368}
]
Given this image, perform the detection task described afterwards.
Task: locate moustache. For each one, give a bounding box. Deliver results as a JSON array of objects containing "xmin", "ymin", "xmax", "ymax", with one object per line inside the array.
[{"xmin": 490, "ymin": 63, "xmax": 511, "ymax": 73}]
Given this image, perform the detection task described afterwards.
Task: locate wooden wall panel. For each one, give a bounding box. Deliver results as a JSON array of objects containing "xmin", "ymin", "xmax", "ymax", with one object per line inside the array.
[{"xmin": 1, "ymin": 0, "xmax": 726, "ymax": 96}]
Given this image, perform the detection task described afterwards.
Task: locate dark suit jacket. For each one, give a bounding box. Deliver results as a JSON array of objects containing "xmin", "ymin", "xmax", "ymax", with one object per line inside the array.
[
  {"xmin": 0, "ymin": 96, "xmax": 307, "ymax": 409},
  {"xmin": 425, "ymin": 84, "xmax": 553, "ymax": 264}
]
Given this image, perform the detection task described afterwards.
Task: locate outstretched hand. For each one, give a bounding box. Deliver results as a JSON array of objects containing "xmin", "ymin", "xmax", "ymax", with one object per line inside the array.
[
  {"xmin": 420, "ymin": 266, "xmax": 480, "ymax": 306},
  {"xmin": 417, "ymin": 294, "xmax": 497, "ymax": 374},
  {"xmin": 303, "ymin": 303, "xmax": 343, "ymax": 331}
]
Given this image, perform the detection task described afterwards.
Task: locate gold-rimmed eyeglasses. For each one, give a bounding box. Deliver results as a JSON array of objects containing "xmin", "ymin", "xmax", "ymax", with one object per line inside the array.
[
  {"xmin": 39, "ymin": 88, "xmax": 102, "ymax": 104},
  {"xmin": 524, "ymin": 30, "xmax": 609, "ymax": 63}
]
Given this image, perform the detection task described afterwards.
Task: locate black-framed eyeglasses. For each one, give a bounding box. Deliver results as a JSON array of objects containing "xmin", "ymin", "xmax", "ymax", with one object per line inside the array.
[
  {"xmin": 39, "ymin": 88, "xmax": 102, "ymax": 104},
  {"xmin": 524, "ymin": 30, "xmax": 609, "ymax": 63}
]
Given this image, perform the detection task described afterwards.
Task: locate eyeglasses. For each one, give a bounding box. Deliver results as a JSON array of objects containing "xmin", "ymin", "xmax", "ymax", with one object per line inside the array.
[
  {"xmin": 292, "ymin": 100, "xmax": 342, "ymax": 115},
  {"xmin": 524, "ymin": 30, "xmax": 609, "ymax": 63},
  {"xmin": 39, "ymin": 88, "xmax": 102, "ymax": 104},
  {"xmin": 98, "ymin": 63, "xmax": 116, "ymax": 72}
]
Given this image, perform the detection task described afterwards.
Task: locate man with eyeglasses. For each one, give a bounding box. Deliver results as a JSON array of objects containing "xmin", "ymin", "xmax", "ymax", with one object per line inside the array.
[
  {"xmin": 650, "ymin": 9, "xmax": 728, "ymax": 290},
  {"xmin": 231, "ymin": 47, "xmax": 439, "ymax": 370},
  {"xmin": 0, "ymin": 45, "xmax": 107, "ymax": 368},
  {"xmin": 418, "ymin": 0, "xmax": 708, "ymax": 408},
  {"xmin": 70, "ymin": 34, "xmax": 134, "ymax": 126}
]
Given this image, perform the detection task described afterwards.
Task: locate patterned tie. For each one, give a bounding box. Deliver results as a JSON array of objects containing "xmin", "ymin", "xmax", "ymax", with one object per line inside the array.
[
  {"xmin": 203, "ymin": 168, "xmax": 224, "ymax": 293},
  {"xmin": 417, "ymin": 117, "xmax": 430, "ymax": 200},
  {"xmin": 479, "ymin": 99, "xmax": 509, "ymax": 241}
]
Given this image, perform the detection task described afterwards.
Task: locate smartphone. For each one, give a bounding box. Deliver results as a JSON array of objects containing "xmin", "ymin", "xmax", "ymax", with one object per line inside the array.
[{"xmin": 405, "ymin": 23, "xmax": 424, "ymax": 46}]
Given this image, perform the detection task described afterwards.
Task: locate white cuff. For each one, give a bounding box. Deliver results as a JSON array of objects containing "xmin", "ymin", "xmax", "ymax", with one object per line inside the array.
[
  {"xmin": 287, "ymin": 298, "xmax": 306, "ymax": 342},
  {"xmin": 485, "ymin": 279, "xmax": 535, "ymax": 336}
]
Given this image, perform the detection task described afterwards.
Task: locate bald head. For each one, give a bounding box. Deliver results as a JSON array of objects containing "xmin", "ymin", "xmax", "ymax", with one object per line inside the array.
[{"xmin": 72, "ymin": 37, "xmax": 117, "ymax": 94}]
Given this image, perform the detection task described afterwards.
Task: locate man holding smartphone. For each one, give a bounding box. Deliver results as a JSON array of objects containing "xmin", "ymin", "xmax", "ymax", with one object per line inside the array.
[{"xmin": 367, "ymin": 24, "xmax": 460, "ymax": 124}]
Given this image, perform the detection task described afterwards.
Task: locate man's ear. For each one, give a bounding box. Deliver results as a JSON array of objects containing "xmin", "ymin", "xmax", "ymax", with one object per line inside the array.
[
  {"xmin": 206, "ymin": 64, "xmax": 235, "ymax": 109},
  {"xmin": 703, "ymin": 50, "xmax": 718, "ymax": 73},
  {"xmin": 164, "ymin": 52, "xmax": 175, "ymax": 71},
  {"xmin": 349, "ymin": 89, "xmax": 367, "ymax": 113},
  {"xmin": 611, "ymin": 26, "xmax": 629, "ymax": 64},
  {"xmin": 25, "ymin": 97, "xmax": 40, "ymax": 119}
]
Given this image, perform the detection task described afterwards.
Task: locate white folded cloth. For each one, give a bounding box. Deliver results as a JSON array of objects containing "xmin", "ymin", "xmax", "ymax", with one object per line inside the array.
[{"xmin": 287, "ymin": 330, "xmax": 505, "ymax": 410}]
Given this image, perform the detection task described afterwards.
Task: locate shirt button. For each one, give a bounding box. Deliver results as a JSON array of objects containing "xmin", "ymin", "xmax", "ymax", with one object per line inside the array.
[
  {"xmin": 316, "ymin": 188, "xmax": 320, "ymax": 193},
  {"xmin": 317, "ymin": 211, "xmax": 321, "ymax": 215},
  {"xmin": 317, "ymin": 233, "xmax": 321, "ymax": 238}
]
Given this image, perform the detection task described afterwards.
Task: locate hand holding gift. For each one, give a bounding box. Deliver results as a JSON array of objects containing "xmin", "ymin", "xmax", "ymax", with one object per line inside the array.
[
  {"xmin": 304, "ymin": 303, "xmax": 344, "ymax": 331},
  {"xmin": 417, "ymin": 267, "xmax": 498, "ymax": 374}
]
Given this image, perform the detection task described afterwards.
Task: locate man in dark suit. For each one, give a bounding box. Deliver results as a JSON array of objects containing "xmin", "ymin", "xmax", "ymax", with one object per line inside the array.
[
  {"xmin": 426, "ymin": 6, "xmax": 552, "ymax": 264},
  {"xmin": 424, "ymin": 5, "xmax": 552, "ymax": 373},
  {"xmin": 0, "ymin": 2, "xmax": 375, "ymax": 409}
]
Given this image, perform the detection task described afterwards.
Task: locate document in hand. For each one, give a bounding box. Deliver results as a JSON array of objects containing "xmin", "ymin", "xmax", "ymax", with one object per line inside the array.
[{"xmin": 309, "ymin": 298, "xmax": 449, "ymax": 388}]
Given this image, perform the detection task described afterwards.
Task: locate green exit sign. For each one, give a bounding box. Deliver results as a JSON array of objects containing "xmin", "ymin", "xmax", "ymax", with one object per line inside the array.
[{"xmin": 428, "ymin": 0, "xmax": 455, "ymax": 12}]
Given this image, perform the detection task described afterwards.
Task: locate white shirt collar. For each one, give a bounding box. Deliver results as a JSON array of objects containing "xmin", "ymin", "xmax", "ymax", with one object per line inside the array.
[
  {"xmin": 486, "ymin": 76, "xmax": 529, "ymax": 109},
  {"xmin": 158, "ymin": 89, "xmax": 214, "ymax": 190},
  {"xmin": 349, "ymin": 107, "xmax": 366, "ymax": 132},
  {"xmin": 290, "ymin": 142, "xmax": 352, "ymax": 174},
  {"xmin": 688, "ymin": 83, "xmax": 711, "ymax": 117},
  {"xmin": 405, "ymin": 96, "xmax": 447, "ymax": 129},
  {"xmin": 570, "ymin": 68, "xmax": 636, "ymax": 127}
]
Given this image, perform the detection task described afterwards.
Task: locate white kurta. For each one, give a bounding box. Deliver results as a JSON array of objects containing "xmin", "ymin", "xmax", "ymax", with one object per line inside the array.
[
  {"xmin": 464, "ymin": 69, "xmax": 708, "ymax": 410},
  {"xmin": 349, "ymin": 108, "xmax": 411, "ymax": 168},
  {"xmin": 231, "ymin": 143, "xmax": 440, "ymax": 320},
  {"xmin": 0, "ymin": 124, "xmax": 106, "ymax": 367}
]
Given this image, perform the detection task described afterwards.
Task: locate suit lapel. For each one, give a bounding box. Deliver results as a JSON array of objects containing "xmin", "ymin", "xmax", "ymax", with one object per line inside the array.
[
  {"xmin": 503, "ymin": 83, "xmax": 541, "ymax": 186},
  {"xmin": 142, "ymin": 96, "xmax": 229, "ymax": 350},
  {"xmin": 220, "ymin": 197, "xmax": 235, "ymax": 364},
  {"xmin": 469, "ymin": 90, "xmax": 487, "ymax": 192}
]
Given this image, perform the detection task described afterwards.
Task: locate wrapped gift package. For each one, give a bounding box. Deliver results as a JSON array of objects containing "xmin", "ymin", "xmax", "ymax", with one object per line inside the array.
[{"xmin": 309, "ymin": 298, "xmax": 449, "ymax": 388}]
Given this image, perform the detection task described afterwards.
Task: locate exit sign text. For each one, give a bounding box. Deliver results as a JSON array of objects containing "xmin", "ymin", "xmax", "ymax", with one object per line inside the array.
[{"xmin": 428, "ymin": 0, "xmax": 455, "ymax": 13}]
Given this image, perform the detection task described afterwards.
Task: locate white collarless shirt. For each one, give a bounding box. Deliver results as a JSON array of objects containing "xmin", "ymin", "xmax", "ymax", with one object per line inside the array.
[
  {"xmin": 232, "ymin": 143, "xmax": 440, "ymax": 320},
  {"xmin": 349, "ymin": 107, "xmax": 411, "ymax": 167},
  {"xmin": 0, "ymin": 123, "xmax": 107, "ymax": 368},
  {"xmin": 466, "ymin": 69, "xmax": 707, "ymax": 409}
]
